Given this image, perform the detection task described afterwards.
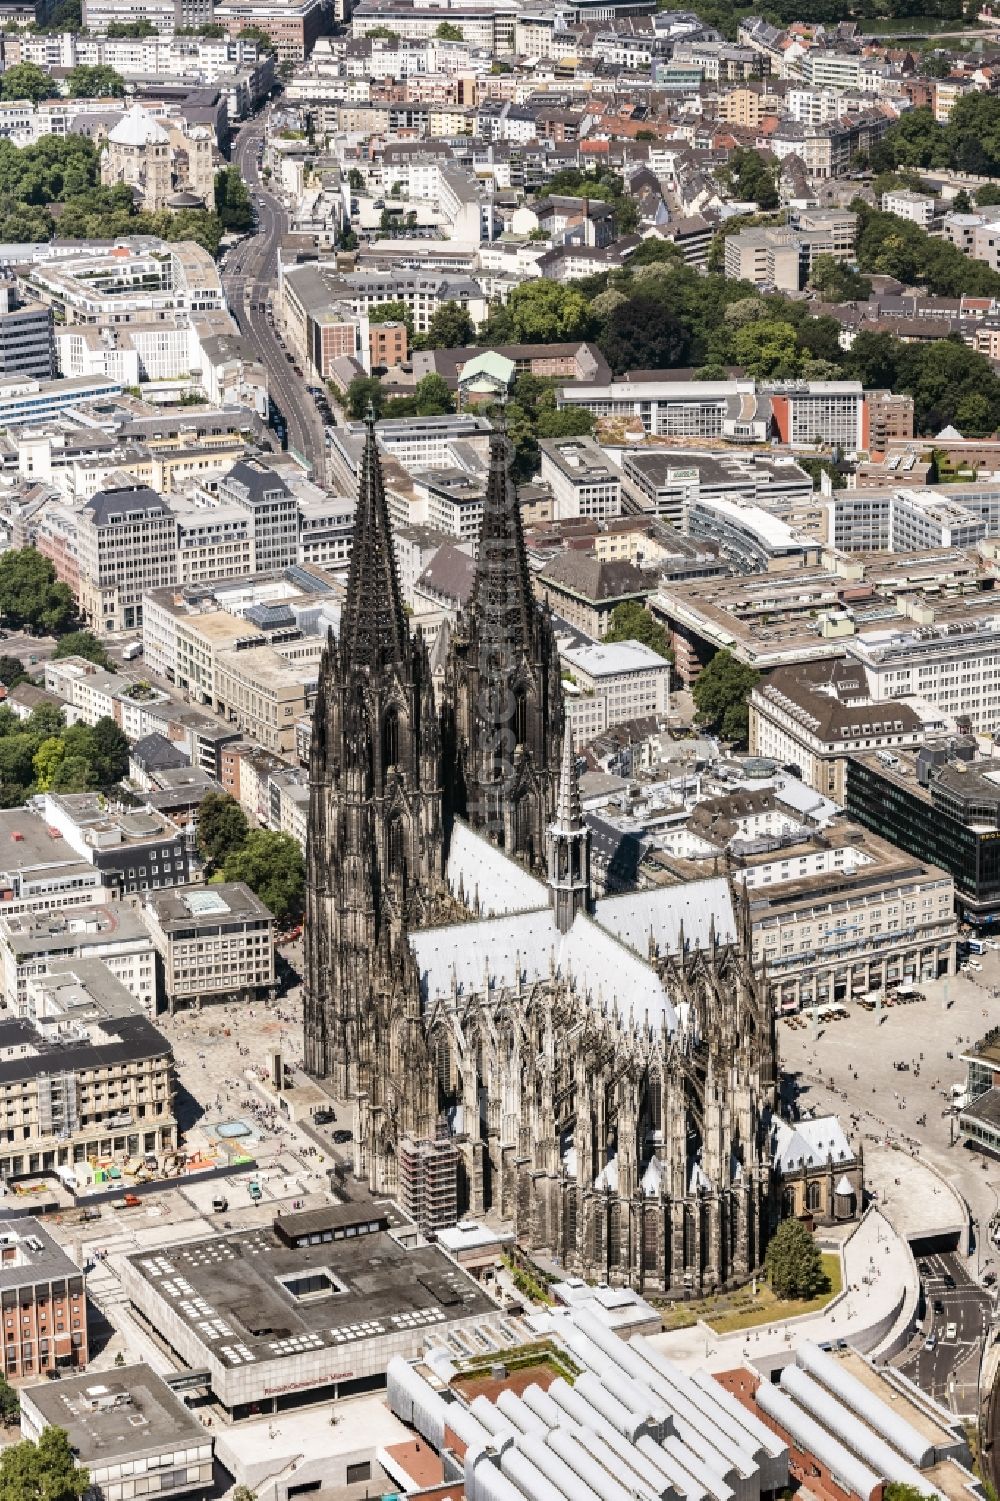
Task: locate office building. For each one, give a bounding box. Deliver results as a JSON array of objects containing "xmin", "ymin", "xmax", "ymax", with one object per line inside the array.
[
  {"xmin": 0, "ymin": 957, "xmax": 177, "ymax": 1182},
  {"xmin": 561, "ymin": 639, "xmax": 671, "ymax": 747},
  {"xmin": 749, "ymin": 659, "xmax": 956, "ymax": 802},
  {"xmin": 0, "ymin": 283, "xmax": 53, "ymax": 381},
  {"xmin": 42, "ymin": 794, "xmax": 196, "ymax": 898},
  {"xmin": 621, "ymin": 448, "xmax": 812, "ymax": 531},
  {"xmin": 0, "ymin": 808, "xmax": 111, "ymax": 918},
  {"xmin": 881, "ymin": 188, "xmax": 935, "ymax": 227},
  {"xmin": 686, "ymin": 494, "xmax": 821, "ymax": 573},
  {"xmin": 537, "ymin": 436, "xmax": 622, "ymax": 521},
  {"xmin": 142, "ymin": 882, "xmax": 275, "ymax": 1013},
  {"xmin": 214, "ymin": 645, "xmax": 318, "ymax": 755},
  {"xmin": 121, "ymin": 1202, "xmax": 497, "ymax": 1415},
  {"xmin": 217, "ymin": 459, "xmax": 299, "ymax": 574},
  {"xmin": 535, "ymin": 553, "xmax": 650, "ymax": 638},
  {"xmin": 0, "ymin": 1219, "xmax": 87, "ymax": 1379},
  {"xmin": 76, "ymin": 486, "xmax": 178, "ymax": 635},
  {"xmin": 215, "ymin": 0, "xmax": 328, "ymax": 59},
  {"xmin": 20, "ymin": 1364, "xmax": 213, "ymax": 1501},
  {"xmin": 847, "ymin": 746, "xmax": 1000, "ymax": 925},
  {"xmin": 0, "ymin": 902, "xmax": 158, "ymax": 1016}
]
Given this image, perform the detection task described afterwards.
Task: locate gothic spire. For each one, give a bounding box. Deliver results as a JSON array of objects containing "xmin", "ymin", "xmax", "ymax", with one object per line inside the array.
[
  {"xmin": 339, "ymin": 406, "xmax": 409, "ymax": 672},
  {"xmin": 554, "ymin": 720, "xmax": 582, "ymax": 831},
  {"xmin": 471, "ymin": 423, "xmax": 536, "ymax": 662}
]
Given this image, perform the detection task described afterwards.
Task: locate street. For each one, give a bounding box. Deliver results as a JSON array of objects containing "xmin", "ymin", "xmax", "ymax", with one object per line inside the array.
[
  {"xmin": 896, "ymin": 1250, "xmax": 992, "ymax": 1411},
  {"xmin": 222, "ymin": 113, "xmax": 327, "ymax": 477}
]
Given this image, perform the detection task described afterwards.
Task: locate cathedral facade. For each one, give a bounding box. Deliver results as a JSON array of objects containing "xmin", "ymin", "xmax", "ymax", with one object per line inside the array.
[{"xmin": 304, "ymin": 415, "xmax": 781, "ymax": 1294}]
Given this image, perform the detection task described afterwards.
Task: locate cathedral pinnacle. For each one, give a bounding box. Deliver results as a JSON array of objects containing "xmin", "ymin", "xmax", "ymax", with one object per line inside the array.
[
  {"xmin": 554, "ymin": 720, "xmax": 582, "ymax": 832},
  {"xmin": 338, "ymin": 402, "xmax": 409, "ymax": 673}
]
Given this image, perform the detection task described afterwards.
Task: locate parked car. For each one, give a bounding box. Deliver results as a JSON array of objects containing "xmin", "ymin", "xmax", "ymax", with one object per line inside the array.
[{"xmin": 332, "ymin": 1129, "xmax": 353, "ymax": 1144}]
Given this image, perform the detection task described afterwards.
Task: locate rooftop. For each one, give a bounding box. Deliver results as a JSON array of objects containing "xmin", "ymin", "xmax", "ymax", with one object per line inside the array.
[
  {"xmin": 0, "ymin": 1217, "xmax": 81, "ymax": 1290},
  {"xmin": 143, "ymin": 880, "xmax": 274, "ymax": 931},
  {"xmin": 21, "ymin": 1364, "xmax": 205, "ymax": 1464},
  {"xmin": 125, "ymin": 1212, "xmax": 496, "ymax": 1370}
]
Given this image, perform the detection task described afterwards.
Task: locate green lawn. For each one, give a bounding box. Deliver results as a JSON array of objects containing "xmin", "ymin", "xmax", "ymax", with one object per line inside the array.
[{"xmin": 656, "ymin": 1252, "xmax": 843, "ymax": 1334}]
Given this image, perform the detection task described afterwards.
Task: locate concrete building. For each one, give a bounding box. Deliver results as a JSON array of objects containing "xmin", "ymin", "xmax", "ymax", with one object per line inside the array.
[
  {"xmin": 142, "ymin": 882, "xmax": 275, "ymax": 1013},
  {"xmin": 0, "ymin": 807, "xmax": 112, "ymax": 918},
  {"xmin": 0, "ymin": 282, "xmax": 53, "ymax": 381},
  {"xmin": 537, "ymin": 437, "xmax": 622, "ymax": 521},
  {"xmin": 215, "ymin": 0, "xmax": 328, "ymax": 60},
  {"xmin": 121, "ymin": 1201, "xmax": 498, "ymax": 1416},
  {"xmin": 561, "ymin": 639, "xmax": 671, "ymax": 747},
  {"xmin": 723, "ymin": 211, "xmax": 856, "ymax": 290},
  {"xmin": 0, "ymin": 902, "xmax": 158, "ymax": 1017},
  {"xmin": 686, "ymin": 494, "xmax": 821, "ymax": 573},
  {"xmin": 621, "ymin": 448, "xmax": 812, "ymax": 530},
  {"xmin": 42, "ymin": 794, "xmax": 196, "ymax": 898},
  {"xmin": 20, "ymin": 1364, "xmax": 213, "ymax": 1501},
  {"xmin": 214, "ymin": 644, "xmax": 318, "ymax": 755},
  {"xmin": 76, "ymin": 486, "xmax": 177, "ymax": 635},
  {"xmin": 0, "ymin": 957, "xmax": 177, "ymax": 1181},
  {"xmin": 0, "ymin": 1218, "xmax": 87, "ymax": 1379}
]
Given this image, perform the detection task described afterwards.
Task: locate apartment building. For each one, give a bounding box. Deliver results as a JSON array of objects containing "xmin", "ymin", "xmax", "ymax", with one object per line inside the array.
[
  {"xmin": 881, "ymin": 188, "xmax": 935, "ymax": 227},
  {"xmin": 0, "ymin": 903, "xmax": 158, "ymax": 1017},
  {"xmin": 0, "ymin": 1219, "xmax": 87, "ymax": 1379},
  {"xmin": 536, "ymin": 553, "xmax": 650, "ymax": 638},
  {"xmin": 214, "ymin": 645, "xmax": 317, "ymax": 755},
  {"xmin": 142, "ymin": 882, "xmax": 275, "ymax": 1013},
  {"xmin": 749, "ymin": 658, "xmax": 956, "ymax": 802},
  {"xmin": 76, "ymin": 486, "xmax": 178, "ymax": 635},
  {"xmin": 561, "ymin": 639, "xmax": 670, "ymax": 747},
  {"xmin": 538, "ymin": 437, "xmax": 622, "ymax": 521}
]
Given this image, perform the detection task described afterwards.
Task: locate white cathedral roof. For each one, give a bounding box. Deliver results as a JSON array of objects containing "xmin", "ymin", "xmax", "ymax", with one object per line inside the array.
[
  {"xmin": 445, "ymin": 820, "xmax": 549, "ymax": 918},
  {"xmin": 409, "ymin": 903, "xmax": 677, "ymax": 1029},
  {"xmin": 771, "ymin": 1115, "xmax": 853, "ymax": 1173},
  {"xmin": 593, "ymin": 876, "xmax": 736, "ymax": 956}
]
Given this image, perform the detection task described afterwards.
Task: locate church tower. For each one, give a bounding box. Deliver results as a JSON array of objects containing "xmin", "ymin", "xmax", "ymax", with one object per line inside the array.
[
  {"xmin": 304, "ymin": 411, "xmax": 443, "ymax": 1096},
  {"xmin": 546, "ymin": 722, "xmax": 591, "ymax": 933},
  {"xmin": 443, "ymin": 425, "xmax": 563, "ymax": 870}
]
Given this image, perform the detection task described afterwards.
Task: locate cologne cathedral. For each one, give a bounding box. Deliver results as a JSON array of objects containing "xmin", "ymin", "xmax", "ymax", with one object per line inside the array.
[{"xmin": 304, "ymin": 415, "xmax": 780, "ymax": 1292}]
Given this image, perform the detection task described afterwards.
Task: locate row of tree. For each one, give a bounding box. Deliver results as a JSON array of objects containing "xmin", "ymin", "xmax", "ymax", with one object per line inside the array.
[
  {"xmin": 873, "ymin": 92, "xmax": 1000, "ymax": 179},
  {"xmin": 0, "ymin": 701, "xmax": 128, "ymax": 805}
]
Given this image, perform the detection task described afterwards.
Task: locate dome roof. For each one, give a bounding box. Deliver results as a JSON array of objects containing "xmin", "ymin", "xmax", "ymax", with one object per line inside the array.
[{"xmin": 108, "ymin": 103, "xmax": 168, "ymax": 148}]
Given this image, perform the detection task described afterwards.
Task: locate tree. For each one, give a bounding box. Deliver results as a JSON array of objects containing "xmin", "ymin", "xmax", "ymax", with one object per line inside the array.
[
  {"xmin": 366, "ymin": 24, "xmax": 399, "ymax": 39},
  {"xmin": 197, "ymin": 792, "xmax": 249, "ymax": 866},
  {"xmin": 604, "ymin": 602, "xmax": 672, "ymax": 660},
  {"xmin": 733, "ymin": 319, "xmax": 800, "ymax": 379},
  {"xmin": 413, "ymin": 372, "xmax": 454, "ymax": 416},
  {"xmin": 31, "ymin": 736, "xmax": 65, "ymax": 792},
  {"xmin": 0, "ymin": 656, "xmax": 26, "ymax": 689},
  {"xmin": 599, "ymin": 295, "xmax": 690, "ymax": 375},
  {"xmin": 951, "ymin": 188, "xmax": 972, "ymax": 214},
  {"xmin": 236, "ymin": 24, "xmax": 275, "ymax": 47},
  {"xmin": 434, "ymin": 19, "xmax": 463, "ymax": 38},
  {"xmin": 884, "ymin": 1487, "xmax": 929, "ymax": 1501},
  {"xmin": 66, "ymin": 65, "xmax": 126, "ymax": 97},
  {"xmin": 0, "ymin": 549, "xmax": 77, "ymax": 635},
  {"xmin": 368, "ymin": 300, "xmax": 414, "ymax": 339},
  {"xmin": 215, "ymin": 166, "xmax": 253, "ymax": 232},
  {"xmin": 692, "ymin": 649, "xmax": 758, "ymax": 744},
  {"xmin": 0, "ymin": 1371, "xmax": 18, "ymax": 1424},
  {"xmin": 348, "ymin": 167, "xmax": 365, "ymax": 192},
  {"xmin": 232, "ymin": 1488, "xmax": 258, "ymax": 1501},
  {"xmin": 425, "ymin": 299, "xmax": 474, "ymax": 349},
  {"xmin": 0, "ymin": 1426, "xmax": 89, "ymax": 1501},
  {"xmin": 223, "ymin": 830, "xmax": 304, "ymax": 926},
  {"xmin": 808, "ymin": 253, "xmax": 871, "ymax": 302},
  {"xmin": 89, "ymin": 716, "xmax": 129, "ymax": 784},
  {"xmin": 106, "ymin": 18, "xmax": 157, "ymax": 35},
  {"xmin": 52, "ymin": 631, "xmax": 111, "ymax": 668},
  {"xmin": 716, "ymin": 146, "xmax": 779, "ymax": 211},
  {"xmin": 764, "ymin": 1218, "xmax": 829, "ymax": 1300},
  {"xmin": 0, "ymin": 64, "xmax": 58, "ymax": 103},
  {"xmin": 503, "ymin": 281, "xmax": 592, "ymax": 343},
  {"xmin": 50, "ymin": 754, "xmax": 96, "ymax": 794},
  {"xmin": 346, "ymin": 375, "xmax": 384, "ymax": 421}
]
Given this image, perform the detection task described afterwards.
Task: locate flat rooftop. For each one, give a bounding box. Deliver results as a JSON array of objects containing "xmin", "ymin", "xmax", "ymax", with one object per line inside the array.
[
  {"xmin": 126, "ymin": 1213, "xmax": 497, "ymax": 1371},
  {"xmin": 22, "ymin": 1364, "xmax": 204, "ymax": 1462},
  {"xmin": 1, "ymin": 902, "xmax": 150, "ymax": 957},
  {"xmin": 143, "ymin": 881, "xmax": 273, "ymax": 931},
  {"xmin": 0, "ymin": 1217, "xmax": 81, "ymax": 1289}
]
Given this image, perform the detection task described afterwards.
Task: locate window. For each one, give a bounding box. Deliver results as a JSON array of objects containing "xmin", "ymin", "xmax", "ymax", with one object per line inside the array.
[{"xmin": 346, "ymin": 1463, "xmax": 371, "ymax": 1485}]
